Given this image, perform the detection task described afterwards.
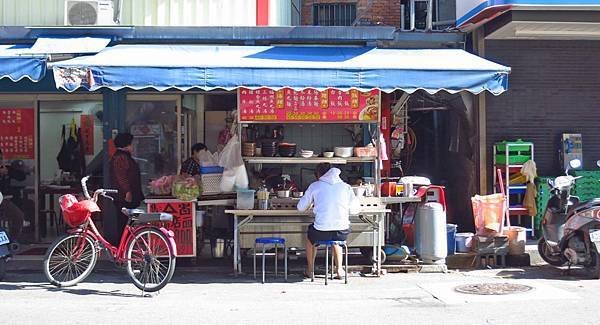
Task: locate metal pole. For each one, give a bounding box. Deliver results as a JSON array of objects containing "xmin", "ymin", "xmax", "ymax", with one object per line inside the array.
[{"xmin": 426, "ymin": 0, "xmax": 433, "ymax": 31}]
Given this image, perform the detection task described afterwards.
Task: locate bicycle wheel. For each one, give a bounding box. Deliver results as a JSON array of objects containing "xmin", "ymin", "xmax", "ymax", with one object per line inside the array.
[
  {"xmin": 43, "ymin": 233, "xmax": 97, "ymax": 287},
  {"xmin": 126, "ymin": 228, "xmax": 176, "ymax": 292}
]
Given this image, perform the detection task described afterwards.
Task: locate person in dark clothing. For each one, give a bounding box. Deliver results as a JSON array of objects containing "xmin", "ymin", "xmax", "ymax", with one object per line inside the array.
[
  {"xmin": 0, "ymin": 149, "xmax": 26, "ymax": 241},
  {"xmin": 180, "ymin": 143, "xmax": 207, "ymax": 177},
  {"xmin": 108, "ymin": 133, "xmax": 144, "ymax": 244}
]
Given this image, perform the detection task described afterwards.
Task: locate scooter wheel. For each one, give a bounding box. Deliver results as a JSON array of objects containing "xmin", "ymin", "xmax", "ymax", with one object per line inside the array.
[{"xmin": 538, "ymin": 237, "xmax": 566, "ymax": 266}]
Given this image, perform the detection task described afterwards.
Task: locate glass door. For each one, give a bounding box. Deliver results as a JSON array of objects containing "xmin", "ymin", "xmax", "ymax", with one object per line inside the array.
[{"xmin": 126, "ymin": 95, "xmax": 182, "ymax": 195}]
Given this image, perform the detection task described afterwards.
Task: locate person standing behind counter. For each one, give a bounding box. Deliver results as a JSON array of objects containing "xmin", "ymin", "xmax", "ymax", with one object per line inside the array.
[
  {"xmin": 180, "ymin": 143, "xmax": 207, "ymax": 177},
  {"xmin": 297, "ymin": 163, "xmax": 360, "ymax": 279}
]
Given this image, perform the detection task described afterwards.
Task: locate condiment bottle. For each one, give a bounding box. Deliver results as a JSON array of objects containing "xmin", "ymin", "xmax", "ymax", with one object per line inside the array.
[{"xmin": 257, "ymin": 183, "xmax": 270, "ymax": 210}]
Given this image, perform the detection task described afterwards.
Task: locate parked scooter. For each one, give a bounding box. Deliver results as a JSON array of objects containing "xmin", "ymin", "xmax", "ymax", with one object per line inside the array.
[{"xmin": 538, "ymin": 159, "xmax": 600, "ymax": 278}]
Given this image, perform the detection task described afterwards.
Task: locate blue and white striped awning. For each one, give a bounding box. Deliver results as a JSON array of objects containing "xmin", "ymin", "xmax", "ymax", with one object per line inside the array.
[
  {"xmin": 0, "ymin": 45, "xmax": 47, "ymax": 82},
  {"xmin": 51, "ymin": 44, "xmax": 511, "ymax": 95}
]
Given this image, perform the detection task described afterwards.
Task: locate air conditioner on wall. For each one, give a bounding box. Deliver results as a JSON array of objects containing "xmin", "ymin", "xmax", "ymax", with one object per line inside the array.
[{"xmin": 64, "ymin": 0, "xmax": 116, "ymax": 26}]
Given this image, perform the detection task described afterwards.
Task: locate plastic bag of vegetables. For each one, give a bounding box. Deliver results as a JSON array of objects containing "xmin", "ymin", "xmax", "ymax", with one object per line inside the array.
[{"xmin": 171, "ymin": 176, "xmax": 201, "ymax": 201}]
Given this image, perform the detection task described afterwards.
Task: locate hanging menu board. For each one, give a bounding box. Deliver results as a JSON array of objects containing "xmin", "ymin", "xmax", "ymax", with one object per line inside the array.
[
  {"xmin": 0, "ymin": 108, "xmax": 35, "ymax": 159},
  {"xmin": 238, "ymin": 88, "xmax": 380, "ymax": 122}
]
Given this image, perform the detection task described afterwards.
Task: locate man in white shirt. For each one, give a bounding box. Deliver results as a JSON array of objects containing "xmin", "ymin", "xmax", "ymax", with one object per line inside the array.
[{"xmin": 297, "ymin": 163, "xmax": 360, "ymax": 279}]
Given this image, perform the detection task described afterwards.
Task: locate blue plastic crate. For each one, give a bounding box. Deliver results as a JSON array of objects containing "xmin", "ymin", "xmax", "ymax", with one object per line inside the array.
[{"xmin": 200, "ymin": 166, "xmax": 224, "ymax": 174}]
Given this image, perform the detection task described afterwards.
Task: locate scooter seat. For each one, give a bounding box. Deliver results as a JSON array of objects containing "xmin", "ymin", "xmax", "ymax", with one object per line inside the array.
[{"xmin": 572, "ymin": 198, "xmax": 600, "ymax": 213}]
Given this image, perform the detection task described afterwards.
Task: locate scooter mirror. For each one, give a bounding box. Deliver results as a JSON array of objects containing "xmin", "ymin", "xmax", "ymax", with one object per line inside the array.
[{"xmin": 569, "ymin": 159, "xmax": 582, "ymax": 169}]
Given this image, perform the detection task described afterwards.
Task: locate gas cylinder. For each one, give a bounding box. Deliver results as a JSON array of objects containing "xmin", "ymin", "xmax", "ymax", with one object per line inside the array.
[{"xmin": 415, "ymin": 202, "xmax": 447, "ymax": 264}]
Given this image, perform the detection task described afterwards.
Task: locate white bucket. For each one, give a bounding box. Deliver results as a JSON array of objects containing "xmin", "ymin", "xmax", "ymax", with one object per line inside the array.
[
  {"xmin": 455, "ymin": 232, "xmax": 474, "ymax": 253},
  {"xmin": 505, "ymin": 226, "xmax": 526, "ymax": 255}
]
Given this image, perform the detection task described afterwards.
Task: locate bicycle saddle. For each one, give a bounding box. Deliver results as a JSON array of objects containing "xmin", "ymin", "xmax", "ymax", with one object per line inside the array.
[{"xmin": 134, "ymin": 212, "xmax": 173, "ymax": 223}]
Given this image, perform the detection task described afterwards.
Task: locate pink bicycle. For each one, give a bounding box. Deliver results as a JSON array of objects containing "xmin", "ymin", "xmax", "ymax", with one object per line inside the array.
[{"xmin": 43, "ymin": 176, "xmax": 177, "ymax": 292}]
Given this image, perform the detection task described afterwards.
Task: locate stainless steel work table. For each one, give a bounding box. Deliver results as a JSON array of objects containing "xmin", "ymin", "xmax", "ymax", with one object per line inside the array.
[
  {"xmin": 380, "ymin": 196, "xmax": 423, "ymax": 238},
  {"xmin": 225, "ymin": 207, "xmax": 391, "ymax": 276}
]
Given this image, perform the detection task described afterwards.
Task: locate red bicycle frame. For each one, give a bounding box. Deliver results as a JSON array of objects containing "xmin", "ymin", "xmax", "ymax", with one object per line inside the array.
[{"xmin": 68, "ymin": 217, "xmax": 176, "ymax": 264}]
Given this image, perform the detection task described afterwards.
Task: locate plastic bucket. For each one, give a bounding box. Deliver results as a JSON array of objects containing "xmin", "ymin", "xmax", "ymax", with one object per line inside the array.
[
  {"xmin": 505, "ymin": 226, "xmax": 526, "ymax": 255},
  {"xmin": 236, "ymin": 189, "xmax": 256, "ymax": 210},
  {"xmin": 455, "ymin": 232, "xmax": 474, "ymax": 253},
  {"xmin": 446, "ymin": 224, "xmax": 457, "ymax": 255},
  {"xmin": 471, "ymin": 194, "xmax": 505, "ymax": 236}
]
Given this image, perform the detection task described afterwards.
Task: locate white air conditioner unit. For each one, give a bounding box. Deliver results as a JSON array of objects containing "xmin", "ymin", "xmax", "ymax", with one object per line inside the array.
[{"xmin": 64, "ymin": 0, "xmax": 115, "ymax": 26}]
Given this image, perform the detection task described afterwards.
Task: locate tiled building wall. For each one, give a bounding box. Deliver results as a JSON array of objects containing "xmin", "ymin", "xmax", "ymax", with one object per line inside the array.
[{"xmin": 485, "ymin": 40, "xmax": 600, "ymax": 177}]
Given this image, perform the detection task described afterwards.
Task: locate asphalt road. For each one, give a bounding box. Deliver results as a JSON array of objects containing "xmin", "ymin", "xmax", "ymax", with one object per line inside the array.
[{"xmin": 2, "ymin": 264, "xmax": 600, "ymax": 325}]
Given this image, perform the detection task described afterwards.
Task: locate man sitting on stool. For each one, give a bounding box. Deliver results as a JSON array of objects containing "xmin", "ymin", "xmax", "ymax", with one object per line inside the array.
[{"xmin": 297, "ymin": 163, "xmax": 359, "ymax": 279}]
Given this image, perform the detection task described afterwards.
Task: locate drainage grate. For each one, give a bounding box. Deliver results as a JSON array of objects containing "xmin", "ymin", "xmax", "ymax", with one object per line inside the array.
[{"xmin": 454, "ymin": 283, "xmax": 534, "ymax": 295}]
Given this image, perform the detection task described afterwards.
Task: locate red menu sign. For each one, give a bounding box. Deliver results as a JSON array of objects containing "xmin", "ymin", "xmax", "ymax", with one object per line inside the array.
[
  {"xmin": 239, "ymin": 88, "xmax": 380, "ymax": 122},
  {"xmin": 148, "ymin": 201, "xmax": 196, "ymax": 257},
  {"xmin": 0, "ymin": 108, "xmax": 34, "ymax": 159}
]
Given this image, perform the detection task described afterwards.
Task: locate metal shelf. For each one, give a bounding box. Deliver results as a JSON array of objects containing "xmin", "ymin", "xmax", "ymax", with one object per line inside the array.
[{"xmin": 243, "ymin": 156, "xmax": 377, "ymax": 164}]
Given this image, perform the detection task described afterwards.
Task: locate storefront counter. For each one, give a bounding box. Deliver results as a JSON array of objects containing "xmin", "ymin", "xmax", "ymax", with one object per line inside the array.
[{"xmin": 226, "ymin": 205, "xmax": 390, "ymax": 276}]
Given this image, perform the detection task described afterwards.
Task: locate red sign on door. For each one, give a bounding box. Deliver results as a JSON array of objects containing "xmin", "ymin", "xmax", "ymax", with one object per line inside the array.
[
  {"xmin": 0, "ymin": 108, "xmax": 35, "ymax": 159},
  {"xmin": 239, "ymin": 88, "xmax": 380, "ymax": 122},
  {"xmin": 80, "ymin": 114, "xmax": 94, "ymax": 155},
  {"xmin": 148, "ymin": 201, "xmax": 196, "ymax": 257}
]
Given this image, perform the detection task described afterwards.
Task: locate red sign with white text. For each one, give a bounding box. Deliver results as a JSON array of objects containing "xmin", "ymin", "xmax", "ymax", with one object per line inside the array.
[
  {"xmin": 0, "ymin": 108, "xmax": 34, "ymax": 159},
  {"xmin": 239, "ymin": 88, "xmax": 380, "ymax": 122},
  {"xmin": 148, "ymin": 201, "xmax": 196, "ymax": 257}
]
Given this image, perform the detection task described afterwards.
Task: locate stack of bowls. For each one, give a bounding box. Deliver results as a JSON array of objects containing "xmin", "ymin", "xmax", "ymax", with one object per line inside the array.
[
  {"xmin": 242, "ymin": 142, "xmax": 256, "ymax": 157},
  {"xmin": 278, "ymin": 143, "xmax": 297, "ymax": 157},
  {"xmin": 300, "ymin": 150, "xmax": 314, "ymax": 158},
  {"xmin": 261, "ymin": 140, "xmax": 278, "ymax": 157}
]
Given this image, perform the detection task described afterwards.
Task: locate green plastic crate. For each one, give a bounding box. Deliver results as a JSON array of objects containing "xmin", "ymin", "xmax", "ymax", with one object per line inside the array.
[
  {"xmin": 535, "ymin": 177, "xmax": 552, "ymax": 237},
  {"xmin": 495, "ymin": 139, "xmax": 533, "ymax": 152},
  {"xmin": 572, "ymin": 170, "xmax": 600, "ymax": 201},
  {"xmin": 495, "ymin": 154, "xmax": 532, "ymax": 165}
]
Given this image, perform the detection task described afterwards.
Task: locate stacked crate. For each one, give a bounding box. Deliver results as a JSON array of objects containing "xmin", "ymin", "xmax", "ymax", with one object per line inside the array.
[
  {"xmin": 535, "ymin": 177, "xmax": 552, "ymax": 237},
  {"xmin": 493, "ymin": 140, "xmax": 535, "ymax": 237},
  {"xmin": 572, "ymin": 170, "xmax": 600, "ymax": 202}
]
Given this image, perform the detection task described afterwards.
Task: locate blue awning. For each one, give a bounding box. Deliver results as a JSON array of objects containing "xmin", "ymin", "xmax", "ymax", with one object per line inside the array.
[
  {"xmin": 0, "ymin": 45, "xmax": 47, "ymax": 82},
  {"xmin": 51, "ymin": 45, "xmax": 511, "ymax": 95}
]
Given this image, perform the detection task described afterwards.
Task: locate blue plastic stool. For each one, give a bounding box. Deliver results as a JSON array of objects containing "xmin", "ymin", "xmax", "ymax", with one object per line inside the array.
[
  {"xmin": 254, "ymin": 237, "xmax": 287, "ymax": 283},
  {"xmin": 312, "ymin": 240, "xmax": 348, "ymax": 285}
]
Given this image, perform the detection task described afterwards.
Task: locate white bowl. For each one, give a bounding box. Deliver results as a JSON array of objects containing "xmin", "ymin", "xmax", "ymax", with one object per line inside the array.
[
  {"xmin": 323, "ymin": 152, "xmax": 334, "ymax": 158},
  {"xmin": 334, "ymin": 147, "xmax": 354, "ymax": 158}
]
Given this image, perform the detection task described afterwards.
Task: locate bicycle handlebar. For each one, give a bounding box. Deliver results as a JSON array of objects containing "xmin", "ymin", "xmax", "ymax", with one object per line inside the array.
[
  {"xmin": 81, "ymin": 176, "xmax": 118, "ymax": 201},
  {"xmin": 81, "ymin": 176, "xmax": 91, "ymax": 200}
]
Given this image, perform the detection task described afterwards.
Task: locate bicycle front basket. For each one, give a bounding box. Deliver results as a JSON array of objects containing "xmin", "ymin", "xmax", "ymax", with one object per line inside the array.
[{"xmin": 60, "ymin": 195, "xmax": 100, "ymax": 227}]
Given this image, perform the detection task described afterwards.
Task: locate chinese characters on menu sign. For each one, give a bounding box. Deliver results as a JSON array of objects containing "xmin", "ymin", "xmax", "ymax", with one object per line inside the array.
[
  {"xmin": 238, "ymin": 87, "xmax": 380, "ymax": 122},
  {"xmin": 148, "ymin": 201, "xmax": 196, "ymax": 257},
  {"xmin": 0, "ymin": 108, "xmax": 34, "ymax": 159}
]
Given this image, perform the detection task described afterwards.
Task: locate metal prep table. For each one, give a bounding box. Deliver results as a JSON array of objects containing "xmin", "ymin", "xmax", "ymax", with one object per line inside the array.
[
  {"xmin": 225, "ymin": 206, "xmax": 390, "ymax": 276},
  {"xmin": 380, "ymin": 196, "xmax": 423, "ymax": 238}
]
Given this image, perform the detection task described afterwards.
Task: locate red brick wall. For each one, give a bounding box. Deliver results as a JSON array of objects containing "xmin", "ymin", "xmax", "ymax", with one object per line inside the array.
[{"xmin": 302, "ymin": 0, "xmax": 401, "ymax": 27}]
